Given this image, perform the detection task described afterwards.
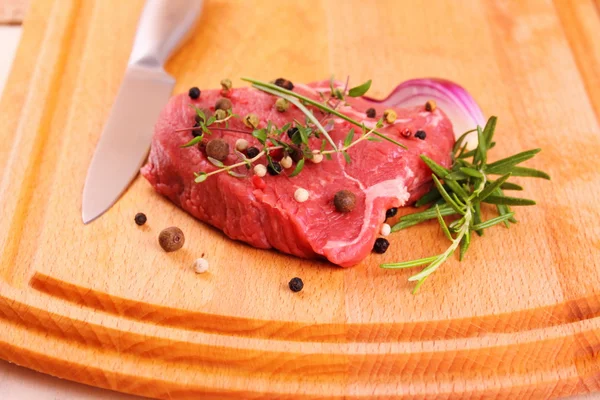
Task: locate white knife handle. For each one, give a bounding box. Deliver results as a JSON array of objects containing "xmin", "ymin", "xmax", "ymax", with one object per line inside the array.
[{"xmin": 129, "ymin": 0, "xmax": 203, "ymax": 68}]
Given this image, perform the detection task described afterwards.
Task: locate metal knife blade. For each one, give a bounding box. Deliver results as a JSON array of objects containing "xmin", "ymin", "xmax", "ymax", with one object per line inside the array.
[
  {"xmin": 82, "ymin": 66, "xmax": 174, "ymax": 224},
  {"xmin": 82, "ymin": 0, "xmax": 202, "ymax": 224}
]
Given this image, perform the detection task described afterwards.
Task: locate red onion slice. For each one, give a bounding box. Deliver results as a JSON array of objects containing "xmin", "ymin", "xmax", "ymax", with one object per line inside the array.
[{"xmin": 363, "ymin": 78, "xmax": 485, "ymax": 147}]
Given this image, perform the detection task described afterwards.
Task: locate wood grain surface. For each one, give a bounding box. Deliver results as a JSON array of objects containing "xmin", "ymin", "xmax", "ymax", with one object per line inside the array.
[{"xmin": 0, "ymin": 0, "xmax": 600, "ymax": 398}]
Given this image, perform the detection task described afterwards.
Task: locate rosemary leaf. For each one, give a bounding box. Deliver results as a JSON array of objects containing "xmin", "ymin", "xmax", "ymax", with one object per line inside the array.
[
  {"xmin": 471, "ymin": 212, "xmax": 515, "ymax": 230},
  {"xmin": 499, "ymin": 182, "xmax": 523, "ymax": 191},
  {"xmin": 482, "ymin": 195, "xmax": 536, "ymax": 206}
]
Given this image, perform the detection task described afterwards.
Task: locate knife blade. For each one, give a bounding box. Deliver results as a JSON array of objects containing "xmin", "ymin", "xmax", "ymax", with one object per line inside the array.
[{"xmin": 82, "ymin": 0, "xmax": 203, "ymax": 224}]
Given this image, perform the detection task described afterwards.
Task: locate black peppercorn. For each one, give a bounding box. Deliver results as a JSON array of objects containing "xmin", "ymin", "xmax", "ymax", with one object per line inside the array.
[
  {"xmin": 287, "ymin": 127, "xmax": 299, "ymax": 140},
  {"xmin": 274, "ymin": 78, "xmax": 294, "ymax": 90},
  {"xmin": 415, "ymin": 130, "xmax": 427, "ymax": 140},
  {"xmin": 215, "ymin": 98, "xmax": 232, "ymax": 111},
  {"xmin": 188, "ymin": 87, "xmax": 201, "ymax": 99},
  {"xmin": 373, "ymin": 238, "xmax": 389, "ymax": 254},
  {"xmin": 366, "ymin": 108, "xmax": 376, "ymax": 118},
  {"xmin": 289, "ymin": 145, "xmax": 303, "ymax": 162},
  {"xmin": 134, "ymin": 213, "xmax": 147, "ymax": 226},
  {"xmin": 246, "ymin": 147, "xmax": 260, "ymax": 159},
  {"xmin": 385, "ymin": 208, "xmax": 398, "ymax": 219},
  {"xmin": 288, "ymin": 277, "xmax": 304, "ymax": 292},
  {"xmin": 192, "ymin": 122, "xmax": 202, "ymax": 137},
  {"xmin": 267, "ymin": 161, "xmax": 282, "ymax": 175}
]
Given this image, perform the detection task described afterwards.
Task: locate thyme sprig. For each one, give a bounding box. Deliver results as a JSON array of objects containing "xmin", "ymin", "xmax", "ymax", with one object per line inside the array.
[
  {"xmin": 241, "ymin": 77, "xmax": 407, "ymax": 149},
  {"xmin": 381, "ymin": 116, "xmax": 550, "ymax": 293}
]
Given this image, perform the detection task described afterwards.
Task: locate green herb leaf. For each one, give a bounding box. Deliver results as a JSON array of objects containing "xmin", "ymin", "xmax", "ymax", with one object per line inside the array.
[
  {"xmin": 471, "ymin": 212, "xmax": 515, "ymax": 231},
  {"xmin": 499, "ymin": 182, "xmax": 523, "ymax": 191},
  {"xmin": 482, "ymin": 195, "xmax": 536, "ymax": 206},
  {"xmin": 194, "ymin": 172, "xmax": 208, "ymax": 183},
  {"xmin": 207, "ymin": 157, "xmax": 224, "ymax": 168},
  {"xmin": 420, "ymin": 155, "xmax": 450, "ymax": 179},
  {"xmin": 180, "ymin": 135, "xmax": 203, "ymax": 148},
  {"xmin": 477, "ymin": 173, "xmax": 511, "ymax": 201},
  {"xmin": 367, "ymin": 136, "xmax": 382, "ymax": 142},
  {"xmin": 252, "ymin": 128, "xmax": 267, "ymax": 145},
  {"xmin": 482, "ymin": 116, "xmax": 497, "ymax": 148},
  {"xmin": 348, "ymin": 79, "xmax": 372, "ymax": 97},
  {"xmin": 459, "ymin": 142, "xmax": 496, "ymax": 159},
  {"xmin": 227, "ymin": 170, "xmax": 246, "ymax": 178},
  {"xmin": 459, "ymin": 167, "xmax": 484, "ymax": 178},
  {"xmin": 485, "ymin": 149, "xmax": 541, "ymax": 173},
  {"xmin": 414, "ymin": 187, "xmax": 441, "ymax": 207},
  {"xmin": 343, "ymin": 151, "xmax": 352, "ymax": 164},
  {"xmin": 206, "ymin": 116, "xmax": 216, "ymax": 125},
  {"xmin": 435, "ymin": 205, "xmax": 453, "ymax": 241},
  {"xmin": 289, "ymin": 158, "xmax": 305, "ymax": 177},
  {"xmin": 494, "ymin": 166, "xmax": 551, "ymax": 180},
  {"xmin": 344, "ymin": 128, "xmax": 355, "ymax": 147},
  {"xmin": 459, "ymin": 230, "xmax": 470, "ymax": 261},
  {"xmin": 381, "ymin": 255, "xmax": 439, "ymax": 269}
]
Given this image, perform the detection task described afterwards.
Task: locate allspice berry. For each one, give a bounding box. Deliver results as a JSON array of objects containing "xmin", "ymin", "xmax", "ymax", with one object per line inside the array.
[
  {"xmin": 206, "ymin": 138, "xmax": 229, "ymax": 161},
  {"xmin": 275, "ymin": 98, "xmax": 290, "ymax": 112},
  {"xmin": 383, "ymin": 109, "xmax": 397, "ymax": 124},
  {"xmin": 215, "ymin": 98, "xmax": 232, "ymax": 111},
  {"xmin": 334, "ymin": 190, "xmax": 356, "ymax": 213},
  {"xmin": 159, "ymin": 227, "xmax": 185, "ymax": 252},
  {"xmin": 244, "ymin": 113, "xmax": 260, "ymax": 129},
  {"xmin": 214, "ymin": 109, "xmax": 227, "ymax": 120}
]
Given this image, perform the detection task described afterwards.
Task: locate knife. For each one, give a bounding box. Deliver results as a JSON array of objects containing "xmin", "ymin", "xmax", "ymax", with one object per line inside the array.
[{"xmin": 82, "ymin": 0, "xmax": 203, "ymax": 224}]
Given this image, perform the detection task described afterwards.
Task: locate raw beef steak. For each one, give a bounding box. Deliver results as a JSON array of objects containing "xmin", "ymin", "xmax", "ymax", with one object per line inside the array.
[{"xmin": 141, "ymin": 80, "xmax": 455, "ymax": 267}]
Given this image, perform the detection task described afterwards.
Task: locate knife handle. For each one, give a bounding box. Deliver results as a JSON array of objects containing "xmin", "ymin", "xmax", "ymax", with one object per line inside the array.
[{"xmin": 129, "ymin": 0, "xmax": 203, "ymax": 68}]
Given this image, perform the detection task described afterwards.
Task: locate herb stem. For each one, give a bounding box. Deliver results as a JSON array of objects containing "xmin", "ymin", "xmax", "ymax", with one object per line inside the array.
[
  {"xmin": 241, "ymin": 77, "xmax": 407, "ymax": 149},
  {"xmin": 175, "ymin": 126, "xmax": 250, "ymax": 135},
  {"xmin": 203, "ymin": 146, "xmax": 283, "ymax": 178}
]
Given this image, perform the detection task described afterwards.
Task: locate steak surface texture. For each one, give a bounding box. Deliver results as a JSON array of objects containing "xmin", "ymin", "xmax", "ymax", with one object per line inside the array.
[{"xmin": 141, "ymin": 81, "xmax": 455, "ymax": 267}]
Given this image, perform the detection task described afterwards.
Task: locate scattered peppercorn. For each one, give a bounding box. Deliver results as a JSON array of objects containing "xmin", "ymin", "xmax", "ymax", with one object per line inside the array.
[
  {"xmin": 294, "ymin": 188, "xmax": 309, "ymax": 203},
  {"xmin": 310, "ymin": 150, "xmax": 324, "ymax": 164},
  {"xmin": 288, "ymin": 277, "xmax": 304, "ymax": 292},
  {"xmin": 373, "ymin": 238, "xmax": 389, "ymax": 254},
  {"xmin": 280, "ymin": 155, "xmax": 293, "ymax": 169},
  {"xmin": 415, "ymin": 130, "xmax": 427, "ymax": 140},
  {"xmin": 425, "ymin": 100, "xmax": 436, "ymax": 112},
  {"xmin": 267, "ymin": 161, "xmax": 282, "ymax": 175},
  {"xmin": 287, "ymin": 127, "xmax": 299, "ymax": 140},
  {"xmin": 383, "ymin": 109, "xmax": 397, "ymax": 124},
  {"xmin": 334, "ymin": 190, "xmax": 356, "ymax": 213},
  {"xmin": 134, "ymin": 213, "xmax": 147, "ymax": 226},
  {"xmin": 246, "ymin": 146, "xmax": 260, "ymax": 159},
  {"xmin": 366, "ymin": 108, "xmax": 376, "ymax": 118},
  {"xmin": 206, "ymin": 138, "xmax": 230, "ymax": 161},
  {"xmin": 159, "ymin": 227, "xmax": 185, "ymax": 252},
  {"xmin": 192, "ymin": 122, "xmax": 203, "ymax": 137},
  {"xmin": 400, "ymin": 128, "xmax": 412, "ymax": 138},
  {"xmin": 380, "ymin": 223, "xmax": 391, "ymax": 237},
  {"xmin": 275, "ymin": 98, "xmax": 290, "ymax": 112},
  {"xmin": 386, "ymin": 208, "xmax": 398, "ymax": 219},
  {"xmin": 254, "ymin": 164, "xmax": 267, "ymax": 177},
  {"xmin": 215, "ymin": 98, "xmax": 232, "ymax": 111},
  {"xmin": 274, "ymin": 78, "xmax": 294, "ymax": 90},
  {"xmin": 195, "ymin": 114, "xmax": 201, "ymax": 123},
  {"xmin": 214, "ymin": 109, "xmax": 227, "ymax": 120},
  {"xmin": 289, "ymin": 145, "xmax": 303, "ymax": 162},
  {"xmin": 244, "ymin": 113, "xmax": 260, "ymax": 129},
  {"xmin": 188, "ymin": 87, "xmax": 200, "ymax": 99},
  {"xmin": 220, "ymin": 78, "xmax": 232, "ymax": 91},
  {"xmin": 235, "ymin": 138, "xmax": 249, "ymax": 151}
]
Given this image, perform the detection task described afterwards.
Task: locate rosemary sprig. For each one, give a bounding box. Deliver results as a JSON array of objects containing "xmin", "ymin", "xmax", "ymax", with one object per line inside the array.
[
  {"xmin": 381, "ymin": 116, "xmax": 550, "ymax": 293},
  {"xmin": 241, "ymin": 77, "xmax": 407, "ymax": 149}
]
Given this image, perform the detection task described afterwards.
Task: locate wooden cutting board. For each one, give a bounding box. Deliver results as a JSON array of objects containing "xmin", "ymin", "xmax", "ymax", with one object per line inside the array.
[{"xmin": 1, "ymin": 0, "xmax": 600, "ymax": 398}]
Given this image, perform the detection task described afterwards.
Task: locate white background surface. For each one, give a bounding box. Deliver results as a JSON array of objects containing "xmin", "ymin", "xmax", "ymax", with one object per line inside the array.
[{"xmin": 0, "ymin": 23, "xmax": 595, "ymax": 400}]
